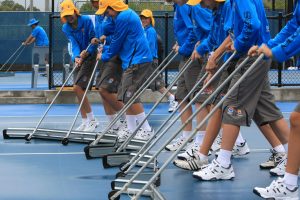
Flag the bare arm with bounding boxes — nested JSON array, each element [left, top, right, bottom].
[[23, 35, 35, 45], [206, 35, 232, 72]]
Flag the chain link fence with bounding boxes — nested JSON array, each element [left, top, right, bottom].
[[0, 1, 297, 88]]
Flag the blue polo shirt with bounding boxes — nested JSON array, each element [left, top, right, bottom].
[[62, 15, 97, 62], [101, 9, 153, 70], [31, 26, 49, 47]]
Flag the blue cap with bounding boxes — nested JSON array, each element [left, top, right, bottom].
[[27, 18, 39, 26]]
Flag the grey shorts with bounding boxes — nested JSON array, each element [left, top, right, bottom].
[[212, 59, 238, 105], [252, 78, 283, 126], [294, 103, 300, 113], [95, 56, 123, 93], [176, 56, 202, 101], [149, 60, 166, 91], [117, 62, 153, 104], [192, 58, 224, 104], [222, 56, 283, 127], [73, 54, 97, 90]]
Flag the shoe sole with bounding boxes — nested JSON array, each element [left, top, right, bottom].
[[270, 171, 285, 176], [253, 188, 299, 200], [253, 189, 270, 199], [259, 165, 275, 170], [192, 174, 235, 181], [173, 161, 199, 171]]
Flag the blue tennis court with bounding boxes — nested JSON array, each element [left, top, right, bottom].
[[0, 102, 299, 200]]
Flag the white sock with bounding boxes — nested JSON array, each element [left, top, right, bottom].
[[119, 113, 126, 122], [235, 131, 245, 144], [82, 118, 88, 125], [195, 131, 205, 145], [197, 151, 208, 161], [182, 131, 192, 139], [273, 144, 286, 153], [283, 143, 288, 152], [283, 172, 298, 190], [168, 94, 175, 101], [216, 149, 232, 168], [107, 114, 119, 129], [136, 112, 152, 131], [86, 112, 95, 121], [219, 128, 223, 137], [107, 114, 116, 123], [126, 115, 137, 133]]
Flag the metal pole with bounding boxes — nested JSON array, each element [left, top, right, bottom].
[[45, 0, 50, 11], [278, 12, 283, 87], [132, 56, 264, 200], [30, 0, 33, 11], [164, 12, 169, 86], [287, 0, 294, 15], [48, 14, 53, 89], [272, 0, 275, 11]]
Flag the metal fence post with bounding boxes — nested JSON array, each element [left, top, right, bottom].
[[278, 12, 283, 87], [48, 13, 53, 89], [164, 12, 169, 86]]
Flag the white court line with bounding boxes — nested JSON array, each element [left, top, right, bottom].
[[0, 112, 293, 118], [0, 152, 84, 156], [0, 149, 271, 156], [0, 120, 184, 125], [0, 114, 172, 118], [0, 117, 291, 124]]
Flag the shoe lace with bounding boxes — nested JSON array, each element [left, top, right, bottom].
[[267, 179, 284, 191], [173, 136, 185, 146], [169, 100, 177, 107], [216, 135, 222, 145], [274, 153, 286, 164]]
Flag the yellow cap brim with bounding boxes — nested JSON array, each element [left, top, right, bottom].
[[186, 0, 201, 6], [61, 9, 75, 18], [96, 5, 108, 15]]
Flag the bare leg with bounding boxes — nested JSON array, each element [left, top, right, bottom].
[[195, 103, 209, 131], [126, 103, 145, 115], [73, 85, 92, 118], [200, 107, 222, 155], [286, 111, 300, 175], [259, 124, 282, 148], [99, 88, 124, 112], [158, 87, 173, 98], [178, 101, 193, 131], [221, 124, 240, 151], [269, 118, 289, 145]]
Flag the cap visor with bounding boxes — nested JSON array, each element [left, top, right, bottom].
[[186, 0, 201, 6], [61, 10, 75, 18], [96, 6, 107, 15]]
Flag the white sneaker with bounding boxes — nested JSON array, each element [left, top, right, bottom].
[[215, 141, 250, 157], [168, 100, 178, 113], [117, 129, 132, 143], [84, 119, 99, 132], [173, 149, 208, 171], [270, 154, 287, 176], [232, 141, 250, 156], [177, 142, 200, 160], [75, 122, 86, 131], [193, 159, 235, 181], [165, 135, 191, 151], [134, 128, 154, 141], [253, 178, 299, 200], [260, 149, 286, 169], [211, 134, 222, 152], [114, 120, 128, 136]]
